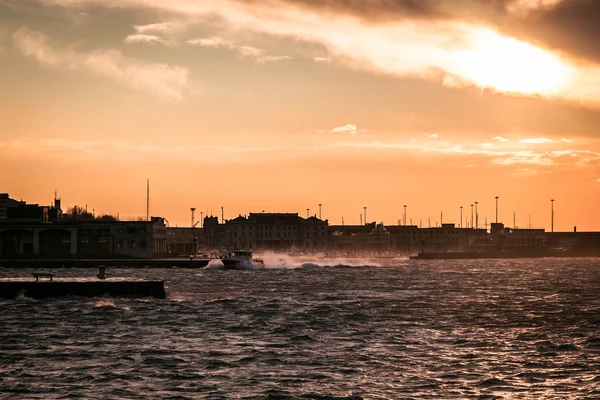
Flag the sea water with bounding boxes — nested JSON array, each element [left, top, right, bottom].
[[1, 257, 599, 399]]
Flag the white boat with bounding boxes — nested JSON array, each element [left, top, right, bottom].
[[219, 250, 264, 269]]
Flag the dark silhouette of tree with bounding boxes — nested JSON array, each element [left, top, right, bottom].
[[66, 205, 94, 220]]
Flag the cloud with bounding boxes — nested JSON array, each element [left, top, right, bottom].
[[597, 178, 600, 183], [492, 136, 509, 142], [331, 124, 357, 134], [124, 34, 166, 45], [41, 0, 600, 106], [507, 0, 567, 15], [520, 138, 554, 144], [13, 27, 190, 100], [315, 138, 600, 169], [0, 0, 19, 11], [134, 22, 181, 35], [425, 133, 439, 138], [313, 56, 330, 64], [187, 36, 290, 64], [0, 137, 283, 163], [561, 138, 572, 143], [187, 36, 233, 48]]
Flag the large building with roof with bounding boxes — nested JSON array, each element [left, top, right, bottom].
[[223, 212, 328, 251], [0, 193, 167, 259]]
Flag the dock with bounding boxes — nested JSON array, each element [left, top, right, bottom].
[[0, 279, 166, 299], [0, 257, 212, 269]]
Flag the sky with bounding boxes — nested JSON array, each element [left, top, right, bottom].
[[1, 0, 600, 230]]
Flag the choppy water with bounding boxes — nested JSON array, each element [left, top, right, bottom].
[[1, 256, 600, 399]]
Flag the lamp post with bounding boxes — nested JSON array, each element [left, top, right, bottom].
[[403, 205, 407, 226], [364, 206, 367, 226], [306, 208, 310, 218], [551, 199, 554, 232], [318, 203, 322, 220], [495, 196, 499, 223], [190, 207, 196, 255], [470, 204, 474, 228], [475, 201, 478, 230], [460, 206, 463, 228]]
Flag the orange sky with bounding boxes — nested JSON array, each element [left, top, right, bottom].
[[1, 0, 600, 230]]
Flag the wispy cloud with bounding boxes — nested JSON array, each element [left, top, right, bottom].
[[0, 137, 283, 163], [134, 22, 181, 35], [425, 133, 439, 138], [124, 34, 166, 45], [315, 138, 600, 169], [187, 36, 232, 48], [331, 124, 357, 134], [561, 138, 572, 143], [187, 36, 290, 64], [507, 0, 568, 15], [520, 138, 554, 144], [313, 57, 330, 64], [492, 136, 509, 142], [13, 27, 190, 100]]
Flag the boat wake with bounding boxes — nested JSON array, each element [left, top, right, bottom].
[[201, 252, 403, 270]]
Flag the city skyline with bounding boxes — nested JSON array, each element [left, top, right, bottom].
[[2, 1, 600, 230], [0, 188, 577, 232]]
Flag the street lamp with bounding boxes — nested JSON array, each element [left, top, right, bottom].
[[495, 196, 499, 224], [470, 204, 474, 229], [306, 208, 310, 218], [460, 206, 463, 228], [403, 205, 407, 226], [364, 206, 367, 225], [475, 201, 478, 230], [318, 203, 322, 220], [551, 199, 554, 232]]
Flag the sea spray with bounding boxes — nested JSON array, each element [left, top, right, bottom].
[[256, 252, 300, 269], [204, 259, 225, 269]]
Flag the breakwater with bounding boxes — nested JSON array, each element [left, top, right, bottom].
[[0, 257, 210, 269], [0, 279, 166, 299]]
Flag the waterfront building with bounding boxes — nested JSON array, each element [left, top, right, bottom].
[[166, 226, 202, 256], [224, 213, 327, 251], [0, 193, 166, 259], [327, 223, 375, 251], [0, 193, 21, 219], [368, 223, 391, 250], [469, 223, 547, 252]]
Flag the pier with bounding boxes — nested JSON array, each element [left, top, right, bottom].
[[0, 257, 211, 269], [0, 279, 166, 299]]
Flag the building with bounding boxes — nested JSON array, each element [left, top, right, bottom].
[[166, 227, 202, 255], [223, 213, 328, 251], [0, 193, 21, 219], [469, 223, 547, 253], [547, 230, 600, 255], [0, 193, 167, 259]]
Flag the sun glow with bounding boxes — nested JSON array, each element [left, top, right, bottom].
[[458, 30, 571, 95]]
